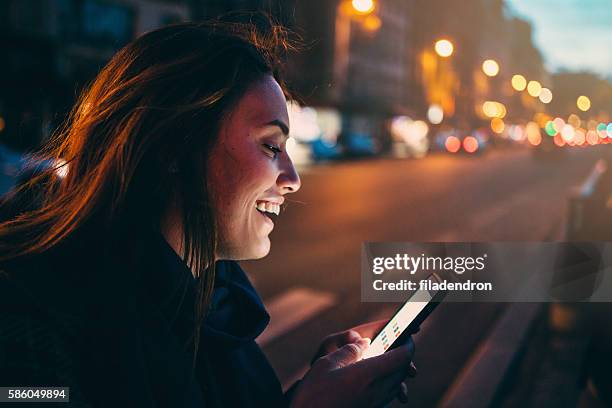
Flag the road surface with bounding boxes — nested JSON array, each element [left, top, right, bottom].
[[242, 146, 609, 407]]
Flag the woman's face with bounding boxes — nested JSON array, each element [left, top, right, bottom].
[[208, 75, 301, 260]]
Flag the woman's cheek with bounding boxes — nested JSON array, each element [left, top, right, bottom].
[[240, 152, 277, 187]]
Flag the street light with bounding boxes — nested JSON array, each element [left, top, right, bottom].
[[434, 39, 454, 57], [482, 59, 499, 77], [491, 118, 505, 134], [577, 96, 591, 112], [482, 101, 506, 118], [539, 88, 553, 104], [351, 0, 375, 14], [511, 74, 527, 91], [527, 80, 542, 97]]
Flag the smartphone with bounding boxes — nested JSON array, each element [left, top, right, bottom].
[[362, 273, 446, 359]]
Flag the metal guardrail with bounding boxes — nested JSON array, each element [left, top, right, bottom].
[[578, 160, 607, 197], [567, 159, 612, 240]]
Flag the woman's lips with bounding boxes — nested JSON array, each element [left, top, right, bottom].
[[255, 200, 281, 215]]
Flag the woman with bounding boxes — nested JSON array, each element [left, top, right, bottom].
[[0, 14, 416, 407]]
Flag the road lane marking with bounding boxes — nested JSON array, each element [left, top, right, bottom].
[[257, 287, 336, 348]]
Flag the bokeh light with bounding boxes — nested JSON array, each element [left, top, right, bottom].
[[435, 39, 454, 57], [552, 117, 566, 133], [510, 125, 525, 142], [363, 14, 381, 31], [561, 124, 575, 142], [511, 75, 527, 91], [445, 136, 461, 153], [574, 129, 586, 146], [427, 104, 444, 124], [526, 122, 541, 146], [491, 118, 505, 134], [586, 130, 599, 145], [463, 136, 479, 153], [568, 114, 581, 128], [538, 88, 553, 104], [390, 117, 429, 158], [412, 120, 429, 137], [351, 0, 375, 14], [527, 80, 542, 97], [577, 96, 591, 112], [596, 123, 607, 138], [545, 121, 557, 136], [482, 101, 506, 118], [482, 59, 499, 77], [607, 123, 612, 138], [553, 133, 565, 147]]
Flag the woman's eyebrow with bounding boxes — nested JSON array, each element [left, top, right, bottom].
[[263, 119, 289, 136]]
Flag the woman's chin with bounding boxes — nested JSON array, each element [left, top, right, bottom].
[[233, 237, 271, 261], [250, 237, 271, 259]]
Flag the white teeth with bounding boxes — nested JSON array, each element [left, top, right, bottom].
[[255, 201, 280, 216]]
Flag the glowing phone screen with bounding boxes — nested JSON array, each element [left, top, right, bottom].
[[362, 289, 433, 359]]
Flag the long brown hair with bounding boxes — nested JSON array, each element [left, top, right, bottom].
[[0, 13, 295, 364]]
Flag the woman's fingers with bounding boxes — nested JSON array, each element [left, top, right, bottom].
[[311, 330, 363, 364], [353, 343, 414, 379], [350, 319, 388, 339], [296, 339, 415, 408], [325, 330, 362, 352], [316, 338, 371, 370]]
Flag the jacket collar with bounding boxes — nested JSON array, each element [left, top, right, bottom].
[[147, 233, 270, 349]]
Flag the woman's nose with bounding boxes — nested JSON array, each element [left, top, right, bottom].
[[278, 156, 301, 194]]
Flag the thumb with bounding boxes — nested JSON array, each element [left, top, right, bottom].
[[326, 338, 371, 369]]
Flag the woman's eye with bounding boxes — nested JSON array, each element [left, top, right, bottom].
[[263, 143, 283, 158]]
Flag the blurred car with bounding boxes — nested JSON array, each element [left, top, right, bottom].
[[434, 129, 489, 155], [341, 132, 378, 158], [311, 138, 342, 161]]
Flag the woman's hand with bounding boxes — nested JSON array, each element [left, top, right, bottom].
[[309, 320, 417, 404], [311, 320, 418, 363], [290, 321, 417, 407]]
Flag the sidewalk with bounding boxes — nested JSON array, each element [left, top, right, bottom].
[[494, 303, 590, 407]]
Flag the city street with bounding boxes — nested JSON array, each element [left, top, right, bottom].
[[2, 0, 612, 406], [244, 146, 610, 406]]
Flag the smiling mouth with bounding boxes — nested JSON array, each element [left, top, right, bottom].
[[256, 209, 277, 223], [255, 201, 281, 223]]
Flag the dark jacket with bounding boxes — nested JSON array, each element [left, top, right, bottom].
[[0, 228, 287, 407]]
